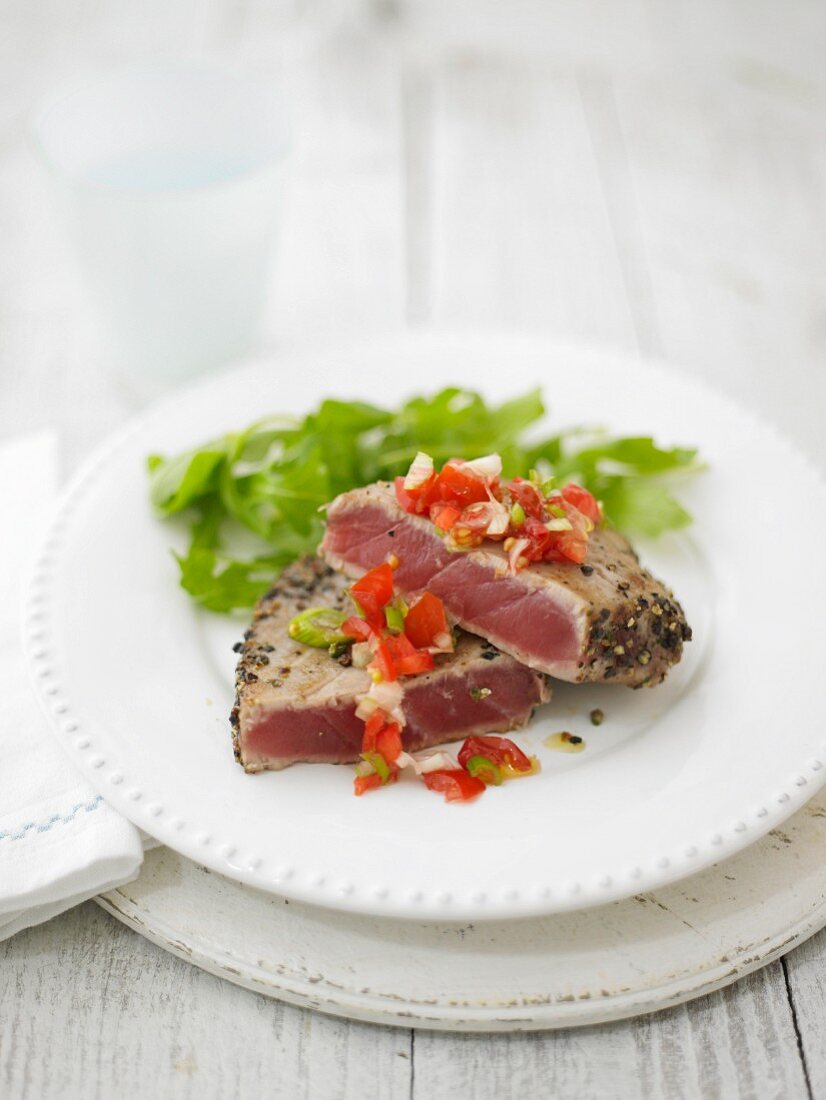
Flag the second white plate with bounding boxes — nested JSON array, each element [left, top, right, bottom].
[[25, 332, 826, 920], [97, 791, 826, 1031]]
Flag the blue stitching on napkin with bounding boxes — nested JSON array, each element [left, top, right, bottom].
[[0, 795, 103, 841]]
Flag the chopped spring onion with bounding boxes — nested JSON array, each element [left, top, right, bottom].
[[465, 754, 503, 786], [384, 604, 406, 634], [360, 751, 390, 783], [287, 607, 349, 648]]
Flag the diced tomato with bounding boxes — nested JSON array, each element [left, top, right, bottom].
[[519, 513, 590, 566], [422, 769, 486, 802], [362, 712, 404, 765], [402, 456, 504, 515], [351, 563, 394, 611], [552, 529, 589, 564], [520, 516, 552, 561], [394, 473, 437, 514], [433, 460, 490, 507], [508, 478, 545, 520], [458, 735, 533, 774], [376, 722, 403, 763], [354, 769, 398, 796], [404, 592, 450, 650], [540, 543, 575, 564], [361, 710, 386, 753], [369, 637, 397, 682], [354, 772, 383, 796], [561, 483, 602, 523], [394, 651, 435, 676], [385, 633, 435, 676], [385, 632, 416, 660], [429, 501, 462, 531], [394, 475, 417, 513], [351, 562, 395, 626], [342, 616, 375, 641], [549, 508, 590, 564]]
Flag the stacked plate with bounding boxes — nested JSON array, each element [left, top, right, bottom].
[[26, 334, 826, 1028]]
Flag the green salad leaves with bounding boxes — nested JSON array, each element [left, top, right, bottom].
[[148, 387, 701, 612]]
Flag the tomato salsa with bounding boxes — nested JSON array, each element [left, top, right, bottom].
[[394, 452, 602, 569], [288, 558, 540, 801]]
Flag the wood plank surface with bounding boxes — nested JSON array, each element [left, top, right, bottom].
[[413, 964, 809, 1100], [780, 930, 826, 1100], [0, 902, 412, 1100], [0, 900, 816, 1100]]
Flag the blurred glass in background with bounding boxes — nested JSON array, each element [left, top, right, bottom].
[[31, 65, 290, 393]]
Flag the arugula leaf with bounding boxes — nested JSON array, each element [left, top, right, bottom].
[[148, 387, 702, 612], [312, 400, 394, 496], [490, 388, 545, 442], [566, 437, 698, 475], [597, 479, 693, 538], [176, 548, 291, 613], [148, 447, 227, 514]]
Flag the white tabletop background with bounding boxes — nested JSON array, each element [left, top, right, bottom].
[[2, 1, 826, 1097]]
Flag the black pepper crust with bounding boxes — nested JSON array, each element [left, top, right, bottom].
[[573, 532, 691, 686], [534, 523, 691, 686], [230, 557, 346, 764], [231, 555, 552, 771], [582, 591, 691, 687], [322, 482, 692, 688]]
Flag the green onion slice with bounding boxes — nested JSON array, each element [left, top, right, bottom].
[[384, 605, 406, 634], [288, 607, 349, 648], [465, 754, 503, 786], [361, 751, 390, 783]]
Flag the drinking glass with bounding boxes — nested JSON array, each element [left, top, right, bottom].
[[31, 64, 290, 389]]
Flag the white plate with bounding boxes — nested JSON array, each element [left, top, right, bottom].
[[97, 790, 826, 1031], [25, 332, 826, 921]]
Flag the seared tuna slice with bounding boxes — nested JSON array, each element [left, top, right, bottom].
[[321, 483, 691, 687], [231, 556, 550, 772]]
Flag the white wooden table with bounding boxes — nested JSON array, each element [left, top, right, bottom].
[[2, 2, 826, 1096]]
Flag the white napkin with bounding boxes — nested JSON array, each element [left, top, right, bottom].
[[0, 431, 144, 940]]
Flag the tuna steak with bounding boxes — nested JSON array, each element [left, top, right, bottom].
[[321, 483, 691, 687], [231, 556, 550, 772]]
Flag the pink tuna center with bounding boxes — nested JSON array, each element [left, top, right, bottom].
[[323, 505, 582, 668]]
